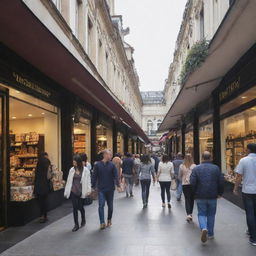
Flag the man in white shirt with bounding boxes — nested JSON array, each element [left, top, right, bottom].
[[234, 143, 256, 246]]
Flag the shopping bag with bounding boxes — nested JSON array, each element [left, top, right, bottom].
[[171, 179, 177, 191]]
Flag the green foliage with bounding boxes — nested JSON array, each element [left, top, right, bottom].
[[179, 39, 209, 86]]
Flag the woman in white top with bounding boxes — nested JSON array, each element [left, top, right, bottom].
[[64, 155, 91, 232], [178, 153, 196, 222], [157, 155, 174, 208]]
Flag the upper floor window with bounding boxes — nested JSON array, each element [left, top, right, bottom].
[[147, 120, 153, 135], [199, 7, 204, 40], [52, 0, 61, 10], [157, 120, 162, 129]]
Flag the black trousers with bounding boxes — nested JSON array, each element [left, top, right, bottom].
[[71, 192, 85, 226], [182, 185, 194, 215], [38, 194, 48, 218], [242, 193, 256, 241], [159, 181, 171, 203]]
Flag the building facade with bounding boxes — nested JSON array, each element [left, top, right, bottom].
[[160, 0, 256, 208], [141, 91, 166, 152], [0, 0, 148, 228]]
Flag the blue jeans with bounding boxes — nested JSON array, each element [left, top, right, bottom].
[[140, 179, 151, 204], [196, 199, 217, 236], [176, 179, 183, 200], [242, 193, 256, 241], [98, 190, 114, 224]]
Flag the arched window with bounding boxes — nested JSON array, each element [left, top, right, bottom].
[[147, 120, 153, 135], [157, 120, 162, 129]]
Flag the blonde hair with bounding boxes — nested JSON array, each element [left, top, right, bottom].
[[183, 154, 194, 168]]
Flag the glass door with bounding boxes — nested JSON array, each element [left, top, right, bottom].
[[0, 87, 8, 229]]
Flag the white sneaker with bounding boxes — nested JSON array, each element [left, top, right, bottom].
[[201, 229, 208, 243], [208, 236, 214, 240]]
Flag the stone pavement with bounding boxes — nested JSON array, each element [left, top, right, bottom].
[[1, 185, 255, 256]]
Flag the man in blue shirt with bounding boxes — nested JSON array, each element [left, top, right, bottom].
[[122, 153, 135, 197], [173, 152, 184, 201], [92, 149, 121, 230], [190, 151, 224, 243], [234, 143, 256, 246]]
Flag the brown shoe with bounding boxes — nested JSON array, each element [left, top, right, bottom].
[[100, 223, 106, 230], [106, 220, 112, 227], [201, 229, 208, 243]]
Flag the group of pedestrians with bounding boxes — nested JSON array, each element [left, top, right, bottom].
[[34, 143, 256, 247]]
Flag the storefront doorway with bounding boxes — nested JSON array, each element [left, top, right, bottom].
[[0, 87, 8, 229]]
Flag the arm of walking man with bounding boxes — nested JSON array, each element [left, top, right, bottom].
[[233, 158, 244, 195], [91, 163, 98, 190]]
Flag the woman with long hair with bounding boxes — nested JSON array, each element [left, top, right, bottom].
[[138, 154, 155, 208], [64, 155, 91, 232], [34, 152, 51, 223], [157, 155, 174, 208], [178, 153, 196, 222]]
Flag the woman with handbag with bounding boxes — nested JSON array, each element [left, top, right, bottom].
[[64, 155, 91, 232], [34, 152, 52, 223], [178, 153, 196, 222], [157, 155, 174, 208]]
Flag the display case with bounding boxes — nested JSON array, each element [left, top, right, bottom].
[[9, 133, 44, 202]]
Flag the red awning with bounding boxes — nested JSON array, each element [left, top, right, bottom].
[[0, 0, 149, 143]]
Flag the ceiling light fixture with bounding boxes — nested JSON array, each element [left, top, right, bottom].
[[41, 112, 45, 115], [241, 96, 247, 99], [28, 114, 32, 117], [12, 116, 17, 119], [16, 90, 20, 94]]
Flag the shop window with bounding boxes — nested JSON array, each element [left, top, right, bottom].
[[185, 129, 194, 155], [117, 132, 124, 154], [221, 107, 256, 183], [199, 122, 213, 161], [128, 138, 132, 153], [8, 88, 62, 202], [96, 124, 113, 153], [73, 117, 91, 160]]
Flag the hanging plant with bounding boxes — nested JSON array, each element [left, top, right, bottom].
[[179, 39, 209, 86]]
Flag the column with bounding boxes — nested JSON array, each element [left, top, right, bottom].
[[193, 111, 200, 164], [112, 120, 117, 154], [182, 123, 186, 156], [90, 108, 98, 164], [213, 92, 221, 167]]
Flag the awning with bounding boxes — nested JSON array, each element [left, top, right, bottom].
[[0, 0, 150, 143], [159, 0, 256, 132], [159, 133, 168, 143]]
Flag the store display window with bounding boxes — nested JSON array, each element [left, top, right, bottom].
[[221, 107, 256, 183], [73, 117, 91, 159], [117, 132, 124, 154], [96, 124, 113, 153], [7, 86, 63, 202], [199, 122, 213, 161], [128, 138, 132, 153], [185, 127, 194, 155]]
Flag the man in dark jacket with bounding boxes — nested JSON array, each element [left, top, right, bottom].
[[92, 149, 121, 230], [122, 153, 135, 197], [190, 151, 224, 243]]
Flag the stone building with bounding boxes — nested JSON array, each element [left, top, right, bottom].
[[141, 91, 166, 152]]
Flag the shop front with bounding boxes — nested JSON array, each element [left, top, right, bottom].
[[185, 125, 194, 155], [116, 132, 124, 155], [73, 104, 92, 160], [0, 49, 64, 226]]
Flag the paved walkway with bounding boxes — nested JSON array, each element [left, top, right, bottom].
[[1, 185, 255, 256]]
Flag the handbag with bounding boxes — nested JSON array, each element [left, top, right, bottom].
[[83, 196, 93, 206], [171, 179, 177, 191]]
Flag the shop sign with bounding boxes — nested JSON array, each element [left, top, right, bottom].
[[12, 72, 51, 98], [219, 77, 240, 102]]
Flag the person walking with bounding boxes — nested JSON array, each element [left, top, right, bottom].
[[157, 155, 174, 208], [173, 152, 184, 201], [190, 151, 224, 243], [122, 153, 135, 197], [92, 149, 121, 230], [64, 155, 91, 232], [179, 154, 196, 222], [81, 153, 92, 173], [138, 154, 156, 208], [133, 154, 141, 186], [233, 143, 256, 246], [34, 152, 52, 223]]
